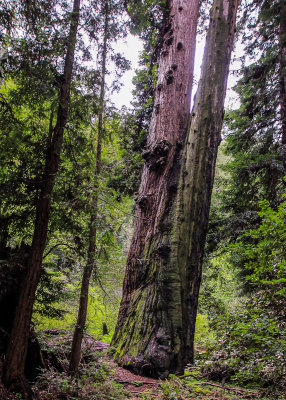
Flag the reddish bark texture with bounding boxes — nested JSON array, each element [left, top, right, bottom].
[[112, 0, 239, 378], [279, 0, 286, 149], [112, 0, 199, 378]]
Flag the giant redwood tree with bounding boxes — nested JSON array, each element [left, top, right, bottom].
[[173, 0, 239, 363], [112, 0, 239, 377], [4, 0, 81, 393], [112, 0, 200, 378]]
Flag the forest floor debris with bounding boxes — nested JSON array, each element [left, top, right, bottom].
[[27, 332, 285, 400]]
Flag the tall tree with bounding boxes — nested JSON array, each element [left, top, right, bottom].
[[112, 0, 200, 378], [210, 0, 286, 255], [112, 0, 239, 376], [68, 0, 109, 375], [173, 0, 239, 363], [3, 0, 81, 393]]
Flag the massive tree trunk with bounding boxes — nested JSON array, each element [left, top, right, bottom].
[[3, 0, 81, 394], [112, 0, 199, 378], [174, 0, 239, 364], [68, 0, 108, 375], [112, 0, 239, 378]]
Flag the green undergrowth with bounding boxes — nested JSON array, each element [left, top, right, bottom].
[[28, 332, 285, 400], [157, 371, 285, 400], [33, 285, 120, 343], [34, 282, 216, 348]]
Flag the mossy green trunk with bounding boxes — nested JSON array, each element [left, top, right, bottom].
[[112, 0, 199, 378], [173, 0, 239, 364], [112, 0, 238, 378]]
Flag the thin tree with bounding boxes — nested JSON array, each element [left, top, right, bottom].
[[68, 0, 109, 375], [4, 0, 81, 393], [112, 0, 200, 378]]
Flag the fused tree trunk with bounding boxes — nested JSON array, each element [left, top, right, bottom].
[[68, 0, 108, 375], [4, 0, 81, 393], [112, 0, 199, 378], [173, 0, 239, 364]]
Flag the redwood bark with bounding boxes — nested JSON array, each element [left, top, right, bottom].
[[112, 0, 199, 378], [279, 1, 286, 153], [4, 0, 81, 392], [174, 0, 239, 364], [68, 1, 108, 375]]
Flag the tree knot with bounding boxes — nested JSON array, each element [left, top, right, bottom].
[[165, 69, 174, 85], [157, 244, 171, 258], [142, 140, 172, 171], [135, 194, 149, 210]]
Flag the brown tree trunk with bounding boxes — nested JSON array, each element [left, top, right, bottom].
[[112, 0, 199, 379], [68, 0, 108, 375], [174, 0, 239, 364], [3, 0, 81, 393], [279, 0, 286, 165]]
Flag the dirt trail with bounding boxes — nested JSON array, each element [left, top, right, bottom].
[[110, 359, 160, 396]]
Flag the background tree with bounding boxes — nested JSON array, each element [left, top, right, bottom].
[[210, 0, 286, 248], [69, 0, 130, 374], [3, 0, 81, 393]]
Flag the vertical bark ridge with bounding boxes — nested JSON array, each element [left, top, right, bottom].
[[279, 0, 286, 176], [112, 0, 199, 378], [173, 0, 239, 365]]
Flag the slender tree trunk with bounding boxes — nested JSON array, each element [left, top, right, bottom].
[[174, 0, 239, 364], [4, 0, 81, 393], [112, 0, 199, 378], [68, 0, 108, 375], [279, 0, 286, 169]]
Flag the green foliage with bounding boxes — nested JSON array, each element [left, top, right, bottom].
[[34, 366, 126, 400], [201, 197, 286, 393], [0, 0, 135, 338], [159, 375, 182, 400], [205, 0, 286, 262], [194, 314, 216, 349], [231, 197, 286, 293], [125, 0, 168, 36]]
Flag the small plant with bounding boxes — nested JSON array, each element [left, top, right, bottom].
[[133, 381, 144, 387], [159, 375, 186, 400]]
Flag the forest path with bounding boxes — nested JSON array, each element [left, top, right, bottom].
[[44, 331, 161, 397], [41, 332, 264, 400], [110, 358, 160, 397]]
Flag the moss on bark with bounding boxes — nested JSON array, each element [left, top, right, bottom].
[[112, 0, 238, 378]]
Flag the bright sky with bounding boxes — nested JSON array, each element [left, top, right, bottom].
[[110, 34, 240, 110], [109, 35, 143, 108]]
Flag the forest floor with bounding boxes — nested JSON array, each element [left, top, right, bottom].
[[29, 331, 284, 400], [1, 331, 284, 400]]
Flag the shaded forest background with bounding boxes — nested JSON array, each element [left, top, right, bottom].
[[0, 0, 285, 399]]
